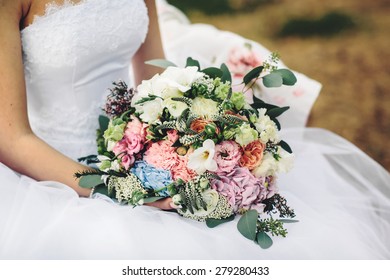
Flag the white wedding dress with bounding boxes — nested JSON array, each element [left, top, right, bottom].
[[0, 0, 389, 260]]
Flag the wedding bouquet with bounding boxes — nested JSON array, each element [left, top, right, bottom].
[[77, 55, 297, 249]]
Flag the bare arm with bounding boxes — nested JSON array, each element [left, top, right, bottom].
[[132, 0, 165, 85], [0, 1, 91, 197]]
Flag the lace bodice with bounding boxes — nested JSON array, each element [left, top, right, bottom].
[[21, 0, 149, 160]]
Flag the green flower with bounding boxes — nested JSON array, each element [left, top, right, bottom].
[[235, 123, 258, 146], [103, 120, 126, 150], [214, 78, 231, 100], [231, 91, 246, 110]]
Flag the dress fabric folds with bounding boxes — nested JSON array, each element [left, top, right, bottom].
[[0, 0, 389, 259]]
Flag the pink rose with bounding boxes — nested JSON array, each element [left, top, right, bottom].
[[227, 46, 263, 78], [113, 139, 136, 170], [211, 167, 267, 213], [125, 116, 147, 140], [124, 132, 143, 154], [214, 141, 242, 173]]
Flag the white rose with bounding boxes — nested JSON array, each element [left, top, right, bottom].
[[163, 98, 188, 118], [138, 98, 164, 123]]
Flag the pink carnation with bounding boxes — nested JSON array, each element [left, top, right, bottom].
[[214, 141, 242, 173], [144, 138, 195, 182], [211, 166, 267, 213]]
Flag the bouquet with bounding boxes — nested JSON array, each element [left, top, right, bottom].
[[77, 55, 298, 249]]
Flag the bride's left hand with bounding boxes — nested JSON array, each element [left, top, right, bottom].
[[145, 197, 179, 210]]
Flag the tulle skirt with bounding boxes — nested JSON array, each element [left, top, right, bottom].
[[1, 128, 389, 260]]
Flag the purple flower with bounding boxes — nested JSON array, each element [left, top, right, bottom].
[[211, 166, 267, 213]]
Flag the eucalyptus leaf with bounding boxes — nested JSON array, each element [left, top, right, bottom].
[[206, 215, 235, 228], [201, 67, 223, 79], [186, 57, 200, 69], [237, 209, 258, 241], [256, 231, 273, 249], [220, 63, 232, 83], [279, 140, 293, 153], [79, 175, 104, 189], [145, 59, 177, 69], [93, 183, 110, 197], [98, 115, 109, 132], [243, 66, 264, 85], [266, 106, 290, 118], [274, 69, 297, 86], [143, 197, 165, 204], [262, 72, 283, 88], [278, 219, 299, 223]]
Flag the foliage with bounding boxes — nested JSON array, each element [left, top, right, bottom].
[[278, 11, 356, 37]]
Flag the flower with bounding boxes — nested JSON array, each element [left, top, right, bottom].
[[252, 147, 294, 177], [161, 66, 205, 94], [239, 140, 265, 170], [163, 98, 189, 118], [212, 166, 267, 213], [227, 45, 263, 78], [103, 120, 126, 151], [144, 137, 196, 182], [191, 97, 219, 118], [190, 118, 219, 135], [254, 108, 280, 144], [235, 123, 258, 146], [130, 161, 173, 197], [138, 98, 164, 124], [108, 174, 147, 205], [125, 116, 147, 139], [187, 139, 218, 174], [214, 141, 242, 173]]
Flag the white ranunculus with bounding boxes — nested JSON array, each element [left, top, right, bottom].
[[161, 66, 204, 93], [163, 98, 188, 118], [191, 97, 219, 118], [138, 98, 164, 124], [188, 139, 218, 174], [192, 189, 219, 217]]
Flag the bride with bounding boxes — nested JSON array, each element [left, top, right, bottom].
[[0, 0, 389, 259]]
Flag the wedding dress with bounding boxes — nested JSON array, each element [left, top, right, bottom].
[[0, 0, 389, 260]]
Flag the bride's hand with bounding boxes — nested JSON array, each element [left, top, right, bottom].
[[145, 197, 179, 210]]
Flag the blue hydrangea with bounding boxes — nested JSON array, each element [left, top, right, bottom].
[[130, 161, 173, 197]]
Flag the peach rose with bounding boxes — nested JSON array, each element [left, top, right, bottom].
[[239, 140, 265, 170], [190, 118, 219, 134]]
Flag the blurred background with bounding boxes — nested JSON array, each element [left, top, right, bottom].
[[167, 0, 390, 171]]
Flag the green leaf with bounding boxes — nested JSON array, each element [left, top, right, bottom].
[[201, 67, 223, 79], [79, 175, 104, 189], [206, 215, 235, 228], [237, 209, 258, 241], [93, 183, 110, 197], [145, 59, 177, 69], [278, 219, 299, 223], [243, 66, 264, 85], [220, 63, 232, 83], [143, 197, 165, 204], [186, 57, 200, 69], [279, 140, 293, 153], [274, 69, 297, 86], [262, 72, 283, 88], [99, 115, 109, 132], [256, 231, 273, 249], [266, 106, 290, 118]]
